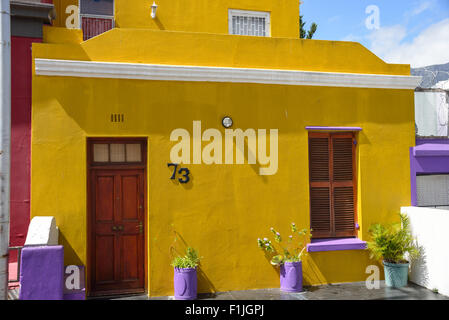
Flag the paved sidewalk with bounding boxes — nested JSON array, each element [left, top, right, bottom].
[[106, 281, 448, 300]]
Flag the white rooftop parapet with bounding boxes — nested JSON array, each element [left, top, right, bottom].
[[25, 216, 59, 246]]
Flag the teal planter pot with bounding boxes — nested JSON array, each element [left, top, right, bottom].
[[383, 261, 409, 288]]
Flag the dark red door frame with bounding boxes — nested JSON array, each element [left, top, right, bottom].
[[86, 138, 148, 297]]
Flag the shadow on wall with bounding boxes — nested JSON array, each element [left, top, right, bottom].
[[410, 243, 429, 288], [302, 250, 385, 286], [303, 254, 328, 285], [59, 231, 84, 267], [262, 251, 280, 278]]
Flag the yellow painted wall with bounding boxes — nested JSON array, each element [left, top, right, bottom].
[[50, 0, 300, 38], [39, 28, 410, 76], [115, 0, 299, 38], [51, 0, 78, 28], [32, 24, 414, 296]]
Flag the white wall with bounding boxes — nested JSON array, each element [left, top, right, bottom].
[[401, 206, 449, 297], [415, 91, 448, 137]]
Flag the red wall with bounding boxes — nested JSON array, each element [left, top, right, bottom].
[[10, 36, 41, 261]]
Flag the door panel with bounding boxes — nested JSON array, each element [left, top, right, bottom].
[[121, 235, 139, 281], [121, 175, 139, 221], [95, 235, 116, 283], [95, 175, 114, 222], [90, 169, 145, 295]]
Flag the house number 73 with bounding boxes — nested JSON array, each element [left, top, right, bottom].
[[167, 163, 190, 184]]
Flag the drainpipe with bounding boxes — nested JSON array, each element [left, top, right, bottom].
[[0, 0, 11, 300]]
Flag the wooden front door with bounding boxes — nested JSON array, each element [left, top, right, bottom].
[[88, 139, 146, 296]]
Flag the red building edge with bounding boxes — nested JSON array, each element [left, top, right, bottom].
[[9, 1, 54, 264]]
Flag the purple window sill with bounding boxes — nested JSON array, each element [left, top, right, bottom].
[[413, 143, 449, 157], [307, 238, 367, 253], [305, 126, 362, 131], [416, 138, 449, 146]]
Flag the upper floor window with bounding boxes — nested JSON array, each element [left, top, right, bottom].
[[80, 0, 114, 41], [415, 90, 449, 139], [228, 9, 270, 37]]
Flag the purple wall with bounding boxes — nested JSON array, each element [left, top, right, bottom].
[[19, 246, 64, 300], [305, 126, 363, 131], [416, 138, 449, 145], [410, 140, 449, 206], [307, 238, 367, 252]]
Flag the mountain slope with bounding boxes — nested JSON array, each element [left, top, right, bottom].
[[412, 62, 449, 88]]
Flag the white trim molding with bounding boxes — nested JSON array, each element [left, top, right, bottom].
[[35, 58, 422, 90]]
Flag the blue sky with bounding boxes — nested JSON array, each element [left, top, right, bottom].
[[300, 0, 449, 67]]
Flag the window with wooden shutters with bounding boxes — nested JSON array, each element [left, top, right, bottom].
[[308, 132, 357, 238]]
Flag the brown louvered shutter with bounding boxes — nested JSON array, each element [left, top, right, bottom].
[[309, 134, 332, 238], [308, 132, 357, 238]]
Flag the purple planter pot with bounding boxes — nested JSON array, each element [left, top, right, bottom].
[[280, 261, 303, 293], [174, 267, 197, 300]]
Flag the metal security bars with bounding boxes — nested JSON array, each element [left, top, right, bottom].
[[79, 0, 114, 40], [416, 174, 449, 209], [228, 9, 270, 37]]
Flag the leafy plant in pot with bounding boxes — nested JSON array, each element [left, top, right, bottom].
[[367, 213, 419, 288], [257, 223, 311, 292], [171, 247, 201, 300]]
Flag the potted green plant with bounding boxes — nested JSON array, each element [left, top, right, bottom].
[[171, 247, 201, 300], [257, 223, 310, 292], [367, 213, 419, 288]]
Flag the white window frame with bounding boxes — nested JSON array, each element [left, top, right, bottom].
[[79, 0, 115, 28], [228, 9, 271, 37]]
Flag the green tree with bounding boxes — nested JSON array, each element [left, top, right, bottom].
[[299, 15, 318, 39]]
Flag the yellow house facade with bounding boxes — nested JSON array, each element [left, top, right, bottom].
[[31, 0, 420, 297]]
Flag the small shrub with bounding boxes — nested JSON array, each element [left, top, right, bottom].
[[171, 247, 201, 269], [257, 223, 311, 266], [367, 214, 419, 264]]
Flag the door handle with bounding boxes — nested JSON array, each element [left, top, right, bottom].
[[117, 225, 124, 231], [112, 226, 118, 231], [137, 222, 143, 234]]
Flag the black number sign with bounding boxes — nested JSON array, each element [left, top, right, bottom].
[[167, 163, 191, 184]]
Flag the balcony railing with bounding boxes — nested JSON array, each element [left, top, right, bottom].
[[81, 15, 114, 41]]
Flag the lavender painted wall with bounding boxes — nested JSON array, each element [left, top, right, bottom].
[[305, 126, 362, 131], [63, 265, 86, 300], [307, 238, 366, 252], [19, 246, 64, 300], [416, 138, 449, 145]]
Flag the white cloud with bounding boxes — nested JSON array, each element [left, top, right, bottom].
[[410, 1, 433, 16], [367, 18, 449, 68]]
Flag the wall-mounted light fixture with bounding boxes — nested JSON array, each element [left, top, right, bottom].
[[222, 116, 233, 128], [151, 2, 158, 19]]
